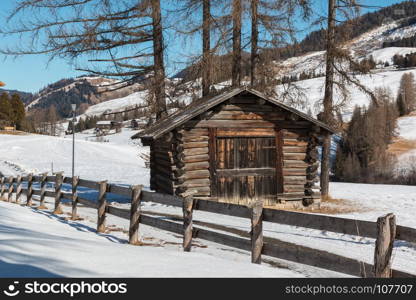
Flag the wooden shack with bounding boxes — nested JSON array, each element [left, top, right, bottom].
[[96, 120, 122, 134], [132, 87, 335, 208]]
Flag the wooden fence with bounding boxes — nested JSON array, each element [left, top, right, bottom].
[[0, 173, 415, 278]]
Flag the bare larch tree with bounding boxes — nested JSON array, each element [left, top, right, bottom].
[[1, 0, 168, 120]]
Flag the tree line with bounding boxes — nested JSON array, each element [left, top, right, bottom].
[[334, 72, 416, 184], [0, 93, 27, 130]]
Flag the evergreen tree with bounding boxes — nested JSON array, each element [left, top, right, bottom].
[[9, 94, 26, 129], [0, 93, 12, 122]]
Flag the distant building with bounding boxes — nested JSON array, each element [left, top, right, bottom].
[[96, 120, 122, 135]]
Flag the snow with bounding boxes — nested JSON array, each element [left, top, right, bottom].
[[369, 47, 416, 64], [280, 68, 416, 120], [397, 115, 416, 140], [82, 91, 148, 117], [0, 201, 299, 277], [1, 132, 416, 277], [0, 130, 148, 185]]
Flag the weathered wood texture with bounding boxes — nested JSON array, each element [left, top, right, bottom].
[[38, 173, 48, 209], [97, 181, 107, 233], [129, 185, 143, 245], [26, 173, 34, 206], [15, 175, 22, 203], [0, 177, 5, 199], [168, 97, 317, 205], [182, 196, 194, 251], [71, 176, 79, 220], [7, 176, 14, 202], [373, 213, 396, 278], [53, 172, 64, 214], [251, 201, 263, 264]]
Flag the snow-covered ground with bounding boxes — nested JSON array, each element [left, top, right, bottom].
[[0, 201, 301, 277], [0, 129, 149, 186], [397, 115, 416, 140], [1, 132, 416, 277]]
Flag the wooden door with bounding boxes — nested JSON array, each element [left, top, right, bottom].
[[213, 130, 280, 205]]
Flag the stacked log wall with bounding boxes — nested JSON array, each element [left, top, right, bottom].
[[172, 128, 211, 198], [150, 93, 324, 206], [152, 134, 175, 195]]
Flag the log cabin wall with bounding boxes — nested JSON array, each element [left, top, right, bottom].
[[151, 134, 176, 195], [149, 93, 323, 207]]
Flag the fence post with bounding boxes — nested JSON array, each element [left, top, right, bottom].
[[182, 191, 195, 252], [0, 177, 5, 200], [251, 200, 263, 264], [129, 185, 143, 245], [53, 172, 64, 214], [71, 176, 79, 220], [97, 181, 107, 233], [38, 172, 48, 209], [15, 175, 22, 203], [7, 176, 14, 202], [26, 173, 33, 206], [373, 213, 396, 278]]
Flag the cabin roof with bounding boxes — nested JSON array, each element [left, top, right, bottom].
[[131, 87, 336, 140]]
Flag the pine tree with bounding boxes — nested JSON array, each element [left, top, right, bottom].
[[0, 93, 12, 122], [9, 94, 25, 129]]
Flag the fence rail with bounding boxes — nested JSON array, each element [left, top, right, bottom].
[[0, 173, 415, 278]]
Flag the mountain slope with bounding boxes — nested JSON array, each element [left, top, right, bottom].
[[0, 88, 33, 104], [26, 76, 142, 117]]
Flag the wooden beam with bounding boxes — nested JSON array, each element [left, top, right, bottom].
[[129, 185, 143, 245], [53, 172, 64, 214], [71, 176, 80, 220], [373, 213, 396, 278], [26, 173, 34, 206], [97, 181, 108, 233], [182, 195, 194, 252], [251, 201, 263, 264]]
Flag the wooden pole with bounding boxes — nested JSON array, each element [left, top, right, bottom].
[[15, 175, 22, 203], [373, 213, 396, 278], [0, 177, 5, 200], [7, 176, 14, 202], [129, 185, 143, 245], [53, 172, 64, 214], [38, 172, 48, 209], [251, 200, 263, 264], [26, 173, 34, 206], [97, 181, 107, 233], [182, 192, 195, 252], [71, 176, 79, 220]]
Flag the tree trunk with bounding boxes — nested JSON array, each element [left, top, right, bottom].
[[250, 0, 258, 87], [151, 0, 167, 120], [202, 0, 211, 97], [232, 0, 242, 87], [321, 0, 336, 197]]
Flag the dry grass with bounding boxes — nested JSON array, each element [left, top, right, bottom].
[[278, 195, 366, 215], [388, 137, 416, 156]]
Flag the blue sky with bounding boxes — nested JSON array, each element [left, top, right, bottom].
[[0, 0, 408, 93]]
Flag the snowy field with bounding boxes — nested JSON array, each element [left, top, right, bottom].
[[0, 129, 149, 186], [0, 201, 302, 277], [1, 132, 416, 277]]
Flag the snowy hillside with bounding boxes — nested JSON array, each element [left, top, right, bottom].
[[281, 68, 416, 120], [82, 91, 148, 117], [74, 19, 416, 122]]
